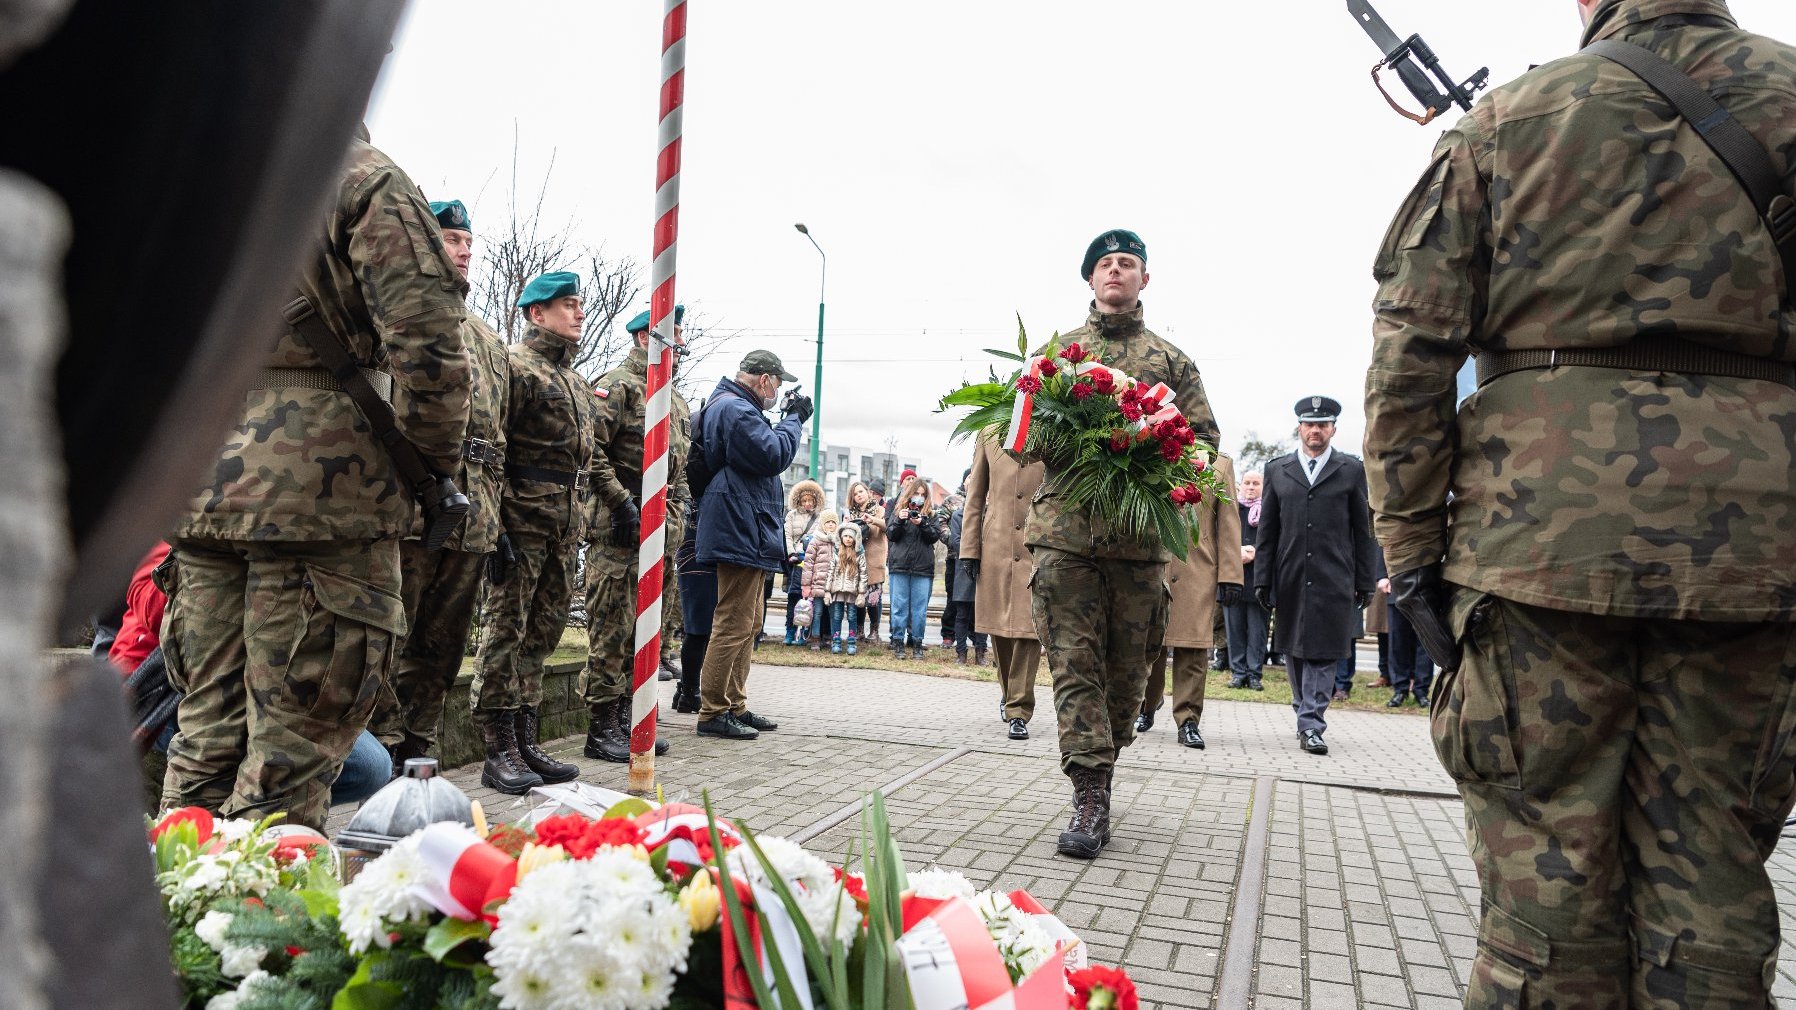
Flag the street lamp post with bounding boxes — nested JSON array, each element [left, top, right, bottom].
[[794, 223, 825, 482]]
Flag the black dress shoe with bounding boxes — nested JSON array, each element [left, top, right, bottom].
[[737, 710, 778, 732], [1386, 691, 1410, 709], [1179, 720, 1205, 749], [1300, 730, 1329, 755], [696, 712, 759, 739], [1412, 689, 1430, 707], [1008, 718, 1029, 740], [671, 684, 701, 714], [1134, 711, 1154, 734]]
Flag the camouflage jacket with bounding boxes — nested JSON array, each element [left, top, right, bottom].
[[585, 345, 692, 539], [1024, 302, 1220, 563], [434, 314, 508, 554], [177, 134, 471, 542], [1363, 0, 1796, 620], [501, 325, 600, 543]]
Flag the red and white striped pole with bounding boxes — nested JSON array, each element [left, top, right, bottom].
[[629, 0, 686, 795]]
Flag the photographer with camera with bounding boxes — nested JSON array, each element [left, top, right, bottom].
[[885, 475, 942, 660], [692, 351, 810, 740]]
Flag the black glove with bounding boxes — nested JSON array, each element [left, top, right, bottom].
[[610, 499, 642, 549], [1390, 563, 1459, 672], [781, 391, 814, 424], [959, 558, 981, 583], [1216, 583, 1242, 607], [1254, 586, 1274, 612], [486, 533, 518, 585], [1354, 590, 1371, 610]]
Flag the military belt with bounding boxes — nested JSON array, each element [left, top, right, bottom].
[[462, 437, 503, 467], [1476, 337, 1796, 390], [255, 365, 394, 402], [507, 462, 591, 492]]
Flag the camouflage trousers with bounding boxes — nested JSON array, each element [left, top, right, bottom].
[[1030, 548, 1168, 774], [470, 532, 574, 726], [160, 537, 404, 832], [1440, 588, 1796, 1010], [369, 540, 486, 754], [1140, 647, 1207, 727], [579, 512, 683, 713]]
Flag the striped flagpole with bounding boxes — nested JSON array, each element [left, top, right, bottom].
[[629, 0, 686, 795]]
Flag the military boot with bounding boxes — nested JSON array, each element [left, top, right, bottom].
[[480, 718, 544, 795], [612, 692, 671, 757], [584, 698, 631, 763], [516, 705, 578, 784], [1055, 766, 1112, 859]]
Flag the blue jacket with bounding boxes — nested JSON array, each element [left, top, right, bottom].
[[694, 377, 803, 571]]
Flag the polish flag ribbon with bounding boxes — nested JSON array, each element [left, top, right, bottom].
[[897, 894, 1077, 1010], [413, 822, 519, 922]]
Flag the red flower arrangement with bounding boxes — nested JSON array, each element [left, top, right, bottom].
[[532, 813, 647, 858]]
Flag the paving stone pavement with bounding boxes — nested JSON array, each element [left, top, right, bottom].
[[327, 661, 1796, 1008]]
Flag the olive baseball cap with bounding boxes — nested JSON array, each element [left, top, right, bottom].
[[740, 349, 797, 382]]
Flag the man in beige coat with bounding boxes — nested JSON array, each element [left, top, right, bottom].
[[959, 437, 1045, 740], [1138, 454, 1245, 749]]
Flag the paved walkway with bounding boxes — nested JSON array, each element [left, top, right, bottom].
[[330, 663, 1796, 1008]]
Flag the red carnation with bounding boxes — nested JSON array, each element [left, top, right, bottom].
[[1108, 431, 1131, 453], [1120, 384, 1141, 404], [1179, 426, 1199, 447], [1140, 395, 1163, 414], [1152, 419, 1180, 441], [1089, 370, 1117, 395], [534, 814, 647, 859], [1119, 401, 1144, 422], [1062, 342, 1088, 363], [1070, 379, 1095, 401], [1158, 439, 1184, 463], [1070, 965, 1139, 1010], [1038, 358, 1059, 377], [1016, 374, 1043, 394]]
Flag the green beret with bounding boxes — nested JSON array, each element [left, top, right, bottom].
[[429, 199, 471, 233], [625, 304, 685, 335], [517, 271, 581, 308], [1081, 229, 1146, 280]]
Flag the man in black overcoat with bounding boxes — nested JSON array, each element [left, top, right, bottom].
[[1253, 396, 1375, 755]]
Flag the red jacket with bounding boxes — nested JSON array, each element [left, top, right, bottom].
[[109, 542, 170, 674]]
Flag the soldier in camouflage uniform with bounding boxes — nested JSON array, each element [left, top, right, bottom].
[[580, 305, 690, 763], [1363, 2, 1796, 1005], [469, 271, 596, 794], [1030, 229, 1219, 859], [159, 128, 471, 832], [366, 200, 509, 771]]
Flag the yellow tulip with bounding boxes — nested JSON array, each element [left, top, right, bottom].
[[679, 872, 721, 931], [515, 842, 567, 881]]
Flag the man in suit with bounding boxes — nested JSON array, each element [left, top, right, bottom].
[[1254, 396, 1375, 755]]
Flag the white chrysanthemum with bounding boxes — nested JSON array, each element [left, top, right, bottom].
[[214, 818, 257, 844], [972, 890, 1055, 980], [490, 858, 691, 1010], [727, 837, 856, 950], [194, 910, 233, 951], [158, 847, 280, 924], [337, 835, 435, 954], [205, 970, 274, 1010], [219, 943, 267, 978], [907, 868, 977, 901]]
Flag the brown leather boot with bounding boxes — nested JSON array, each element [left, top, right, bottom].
[[1056, 766, 1112, 859], [480, 717, 543, 795], [515, 705, 578, 783]]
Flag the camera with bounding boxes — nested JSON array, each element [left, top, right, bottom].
[[779, 383, 805, 413]]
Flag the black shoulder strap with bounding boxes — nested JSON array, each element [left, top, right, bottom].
[[1586, 38, 1796, 302], [281, 296, 435, 491]]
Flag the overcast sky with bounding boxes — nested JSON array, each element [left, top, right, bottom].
[[369, 1, 1796, 486]]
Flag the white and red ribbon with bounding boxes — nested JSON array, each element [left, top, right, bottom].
[[413, 823, 519, 922], [1004, 351, 1188, 457], [896, 893, 1078, 1010]]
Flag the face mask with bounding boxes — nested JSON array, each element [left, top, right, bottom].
[[910, 496, 924, 505]]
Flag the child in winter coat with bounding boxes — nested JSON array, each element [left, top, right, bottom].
[[800, 511, 839, 650], [824, 523, 870, 654]]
